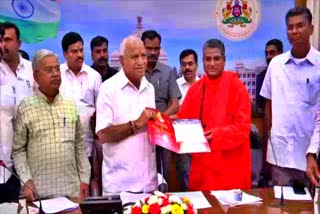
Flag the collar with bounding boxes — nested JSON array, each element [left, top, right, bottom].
[[178, 75, 199, 86], [35, 89, 62, 104], [63, 62, 88, 76], [283, 46, 320, 65], [147, 61, 163, 73], [1, 54, 26, 74], [91, 63, 112, 70], [118, 69, 150, 92]]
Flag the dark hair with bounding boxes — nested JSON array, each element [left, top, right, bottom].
[[202, 39, 225, 57], [179, 49, 198, 64], [266, 39, 283, 53], [3, 22, 20, 40], [62, 32, 84, 52], [0, 23, 4, 37], [285, 7, 312, 25], [141, 30, 161, 43], [90, 36, 109, 51], [19, 49, 30, 60]]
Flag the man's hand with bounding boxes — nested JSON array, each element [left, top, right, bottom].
[[204, 129, 212, 143], [23, 180, 37, 202], [306, 154, 320, 186], [169, 114, 178, 120], [135, 109, 156, 130], [80, 182, 89, 199]]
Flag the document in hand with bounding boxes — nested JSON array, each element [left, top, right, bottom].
[[147, 108, 210, 154], [33, 197, 78, 214]]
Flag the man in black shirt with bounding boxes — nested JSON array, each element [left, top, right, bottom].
[[91, 36, 118, 82], [256, 39, 283, 187], [256, 39, 283, 114]]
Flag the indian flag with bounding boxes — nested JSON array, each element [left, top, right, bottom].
[[0, 0, 61, 43]]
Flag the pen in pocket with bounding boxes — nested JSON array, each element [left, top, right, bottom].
[[12, 86, 16, 105], [306, 78, 309, 84], [63, 116, 66, 127]]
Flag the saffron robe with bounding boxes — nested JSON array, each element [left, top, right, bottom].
[[178, 72, 251, 190]]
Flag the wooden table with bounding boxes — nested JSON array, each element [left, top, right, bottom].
[[46, 188, 314, 213], [200, 188, 314, 214]]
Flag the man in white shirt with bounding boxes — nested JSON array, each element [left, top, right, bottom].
[[59, 32, 101, 195], [96, 35, 158, 194], [0, 22, 34, 202], [260, 7, 320, 186], [176, 49, 199, 191], [176, 49, 199, 105]]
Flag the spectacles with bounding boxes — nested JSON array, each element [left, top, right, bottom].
[[43, 67, 60, 74]]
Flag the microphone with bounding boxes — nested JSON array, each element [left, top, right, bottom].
[[267, 133, 285, 207], [0, 160, 44, 214]]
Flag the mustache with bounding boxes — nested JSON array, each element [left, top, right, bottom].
[[98, 57, 107, 62], [149, 54, 157, 58]]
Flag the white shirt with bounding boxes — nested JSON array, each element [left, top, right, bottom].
[[0, 56, 34, 183], [260, 46, 320, 171], [96, 69, 158, 194], [308, 110, 320, 156], [176, 75, 199, 104], [60, 63, 102, 157]]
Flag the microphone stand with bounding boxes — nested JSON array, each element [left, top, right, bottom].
[[0, 161, 44, 214], [158, 148, 168, 193], [268, 133, 285, 207]]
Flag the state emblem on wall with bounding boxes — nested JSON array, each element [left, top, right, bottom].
[[215, 0, 261, 41]]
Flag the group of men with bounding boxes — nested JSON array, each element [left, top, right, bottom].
[[0, 6, 319, 204]]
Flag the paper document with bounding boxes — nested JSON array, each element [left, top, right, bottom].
[[171, 191, 211, 209], [148, 108, 210, 154], [274, 186, 312, 201], [33, 197, 78, 214], [173, 120, 210, 153], [211, 189, 262, 206], [7, 202, 39, 214]]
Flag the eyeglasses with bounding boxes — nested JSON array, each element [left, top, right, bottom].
[[43, 66, 60, 74]]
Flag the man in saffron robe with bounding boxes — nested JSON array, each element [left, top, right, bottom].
[[177, 39, 251, 190]]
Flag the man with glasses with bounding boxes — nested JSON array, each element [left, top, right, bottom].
[[12, 49, 90, 201]]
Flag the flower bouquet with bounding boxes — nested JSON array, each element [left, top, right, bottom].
[[124, 191, 197, 214]]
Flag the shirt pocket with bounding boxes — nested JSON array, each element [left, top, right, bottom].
[[300, 80, 319, 106], [0, 85, 16, 105], [61, 115, 77, 142], [156, 78, 169, 99]]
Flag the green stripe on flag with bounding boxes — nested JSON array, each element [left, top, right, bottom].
[[0, 15, 59, 44]]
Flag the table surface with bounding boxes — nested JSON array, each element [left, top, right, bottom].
[[200, 188, 314, 214], [41, 188, 314, 214]]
